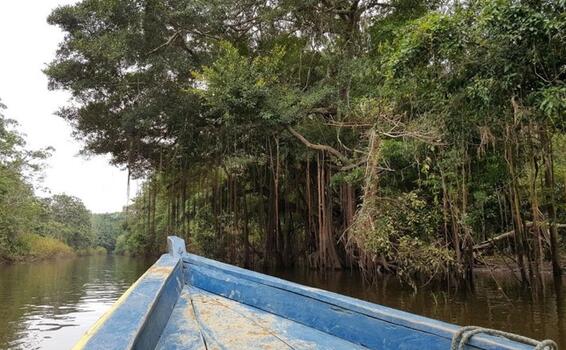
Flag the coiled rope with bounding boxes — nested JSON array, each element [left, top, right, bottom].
[[451, 326, 558, 350]]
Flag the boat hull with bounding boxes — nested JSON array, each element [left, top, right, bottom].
[[73, 237, 535, 350]]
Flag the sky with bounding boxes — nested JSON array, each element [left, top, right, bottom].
[[0, 0, 139, 213]]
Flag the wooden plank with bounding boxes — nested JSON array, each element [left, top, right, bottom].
[[155, 288, 207, 350], [184, 254, 532, 350], [188, 286, 369, 350], [191, 287, 290, 349]]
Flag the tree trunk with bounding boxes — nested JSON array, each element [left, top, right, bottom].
[[505, 128, 529, 284], [541, 129, 562, 277]]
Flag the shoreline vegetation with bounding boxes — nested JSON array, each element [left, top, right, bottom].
[[13, 233, 75, 262], [41, 0, 565, 292], [0, 103, 119, 264], [0, 233, 107, 264]]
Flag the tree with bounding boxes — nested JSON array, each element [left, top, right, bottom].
[[92, 212, 126, 251], [46, 0, 566, 287], [42, 194, 94, 250], [0, 100, 50, 259]]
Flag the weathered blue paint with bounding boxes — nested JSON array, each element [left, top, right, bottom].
[[155, 288, 206, 350], [74, 237, 187, 350], [74, 236, 542, 350], [167, 236, 187, 259], [185, 285, 369, 349], [184, 256, 531, 350]]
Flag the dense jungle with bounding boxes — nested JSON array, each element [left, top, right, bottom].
[[37, 0, 566, 288]]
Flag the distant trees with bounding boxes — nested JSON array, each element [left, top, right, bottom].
[[46, 0, 565, 286], [92, 212, 126, 252], [40, 194, 95, 250]]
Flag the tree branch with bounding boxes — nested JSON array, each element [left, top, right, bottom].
[[147, 31, 181, 55], [286, 126, 350, 165]]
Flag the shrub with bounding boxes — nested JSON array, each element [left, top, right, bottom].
[[17, 233, 75, 260], [76, 246, 108, 256]]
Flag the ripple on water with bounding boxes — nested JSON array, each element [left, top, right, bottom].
[[0, 255, 153, 350]]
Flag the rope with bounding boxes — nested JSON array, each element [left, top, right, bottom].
[[451, 326, 558, 350]]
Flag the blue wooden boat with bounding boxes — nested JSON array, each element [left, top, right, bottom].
[[73, 236, 557, 350]]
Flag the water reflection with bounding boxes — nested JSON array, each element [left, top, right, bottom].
[[0, 255, 152, 350], [270, 268, 566, 348]]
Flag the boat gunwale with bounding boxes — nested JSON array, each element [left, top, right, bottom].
[[74, 253, 183, 350]]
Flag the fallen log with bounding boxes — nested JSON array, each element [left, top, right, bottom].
[[473, 222, 566, 251], [473, 230, 515, 251]]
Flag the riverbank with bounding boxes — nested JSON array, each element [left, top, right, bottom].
[[475, 253, 566, 275], [0, 233, 107, 264]]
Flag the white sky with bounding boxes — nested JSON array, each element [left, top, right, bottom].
[[0, 0, 139, 213]]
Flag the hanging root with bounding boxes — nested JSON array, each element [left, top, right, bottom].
[[341, 129, 453, 285]]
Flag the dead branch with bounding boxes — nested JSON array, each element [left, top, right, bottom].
[[148, 31, 181, 55], [473, 230, 515, 251], [473, 222, 566, 251]]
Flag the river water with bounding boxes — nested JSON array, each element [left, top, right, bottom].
[[0, 256, 564, 349], [0, 255, 153, 350]]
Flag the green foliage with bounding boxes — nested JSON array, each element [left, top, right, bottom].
[[16, 233, 75, 261], [92, 212, 126, 251], [0, 101, 101, 261], [45, 0, 566, 284], [113, 234, 128, 255], [354, 191, 443, 254], [113, 229, 149, 256], [40, 194, 94, 250], [538, 86, 566, 130], [0, 102, 49, 259], [396, 236, 454, 287], [76, 246, 108, 256]]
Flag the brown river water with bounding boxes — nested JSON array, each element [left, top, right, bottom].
[[0, 255, 564, 349]]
